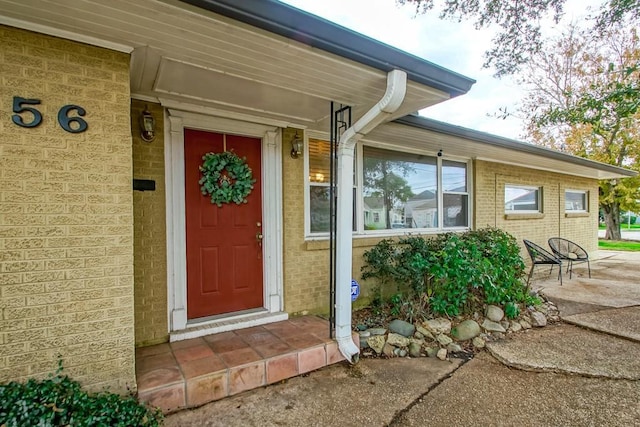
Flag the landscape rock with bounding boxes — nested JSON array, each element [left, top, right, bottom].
[[520, 320, 532, 329], [530, 311, 548, 327], [508, 321, 522, 333], [367, 328, 387, 336], [386, 333, 410, 348], [447, 342, 463, 353], [415, 326, 435, 340], [436, 348, 447, 360], [485, 305, 504, 322], [423, 318, 452, 335], [436, 334, 453, 346], [389, 319, 416, 337], [535, 304, 549, 315], [472, 337, 486, 349], [408, 341, 422, 358], [425, 347, 439, 358], [382, 343, 395, 357], [359, 337, 370, 349], [481, 319, 506, 333], [398, 349, 408, 357], [367, 335, 386, 354], [451, 319, 480, 341]]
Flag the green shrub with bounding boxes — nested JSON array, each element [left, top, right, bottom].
[[361, 227, 528, 318], [0, 363, 162, 427]]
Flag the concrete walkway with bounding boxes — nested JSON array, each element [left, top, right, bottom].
[[165, 250, 640, 426]]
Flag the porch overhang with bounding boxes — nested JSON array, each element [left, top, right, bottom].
[[0, 0, 475, 129], [370, 116, 637, 180]]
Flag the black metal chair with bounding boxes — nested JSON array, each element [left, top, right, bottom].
[[548, 237, 591, 279], [523, 239, 563, 286]]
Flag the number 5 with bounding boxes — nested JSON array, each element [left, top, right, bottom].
[[12, 97, 42, 128]]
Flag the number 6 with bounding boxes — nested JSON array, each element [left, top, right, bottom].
[[58, 105, 88, 133]]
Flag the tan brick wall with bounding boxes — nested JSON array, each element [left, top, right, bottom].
[[282, 128, 327, 314], [474, 160, 599, 257], [0, 26, 135, 392], [131, 101, 168, 346]]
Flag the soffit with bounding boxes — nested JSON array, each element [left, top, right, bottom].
[[0, 0, 450, 126], [367, 122, 633, 180]]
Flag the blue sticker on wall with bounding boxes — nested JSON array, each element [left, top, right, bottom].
[[351, 279, 360, 302]]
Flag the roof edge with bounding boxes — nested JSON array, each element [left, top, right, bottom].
[[178, 0, 475, 97], [395, 115, 637, 178]]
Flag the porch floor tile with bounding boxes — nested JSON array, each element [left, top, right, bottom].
[[136, 316, 353, 413]]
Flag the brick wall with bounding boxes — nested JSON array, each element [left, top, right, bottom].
[[132, 100, 168, 346], [474, 160, 599, 256], [0, 26, 135, 392]]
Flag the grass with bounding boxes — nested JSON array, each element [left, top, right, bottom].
[[598, 239, 640, 251], [599, 224, 640, 230]]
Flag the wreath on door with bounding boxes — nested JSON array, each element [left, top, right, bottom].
[[199, 151, 256, 207]]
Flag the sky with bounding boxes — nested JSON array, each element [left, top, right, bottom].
[[280, 0, 600, 141]]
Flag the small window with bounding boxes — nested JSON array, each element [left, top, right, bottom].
[[565, 190, 587, 212], [505, 185, 541, 213]]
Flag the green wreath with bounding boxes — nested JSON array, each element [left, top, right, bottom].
[[199, 151, 256, 207]]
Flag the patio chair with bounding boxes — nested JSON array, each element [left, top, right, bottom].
[[523, 239, 563, 286], [548, 237, 591, 279]]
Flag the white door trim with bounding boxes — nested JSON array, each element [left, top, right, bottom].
[[164, 107, 284, 333]]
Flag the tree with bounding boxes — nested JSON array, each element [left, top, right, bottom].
[[397, 0, 639, 77], [397, 0, 640, 239], [364, 158, 415, 228], [518, 26, 640, 239]]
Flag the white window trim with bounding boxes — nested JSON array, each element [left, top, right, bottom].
[[164, 107, 285, 335], [565, 189, 588, 213], [505, 184, 542, 214], [304, 133, 472, 239]]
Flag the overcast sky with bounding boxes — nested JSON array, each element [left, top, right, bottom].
[[280, 0, 600, 141]]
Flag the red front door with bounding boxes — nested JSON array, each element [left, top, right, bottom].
[[184, 129, 263, 319]]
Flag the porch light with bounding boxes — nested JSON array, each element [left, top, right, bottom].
[[290, 130, 303, 159], [140, 106, 156, 142]]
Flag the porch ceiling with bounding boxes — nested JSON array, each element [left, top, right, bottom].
[[0, 0, 460, 128]]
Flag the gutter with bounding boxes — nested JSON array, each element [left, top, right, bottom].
[[335, 70, 407, 362], [395, 115, 637, 178]]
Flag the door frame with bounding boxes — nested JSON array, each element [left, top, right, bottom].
[[164, 105, 285, 333]]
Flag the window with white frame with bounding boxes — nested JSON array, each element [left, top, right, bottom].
[[504, 185, 542, 213], [565, 190, 588, 212], [306, 139, 470, 236], [308, 138, 356, 233]]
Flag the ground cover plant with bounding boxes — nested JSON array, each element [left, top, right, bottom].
[[361, 227, 535, 321], [0, 362, 162, 427]]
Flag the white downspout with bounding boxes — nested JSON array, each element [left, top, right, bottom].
[[335, 69, 407, 362]]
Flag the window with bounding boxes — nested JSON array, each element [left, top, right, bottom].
[[565, 190, 587, 212], [308, 138, 356, 233], [306, 139, 470, 236], [505, 185, 541, 213], [442, 160, 469, 227], [308, 138, 331, 233]]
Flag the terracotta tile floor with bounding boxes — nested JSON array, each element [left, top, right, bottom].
[[136, 316, 351, 413]]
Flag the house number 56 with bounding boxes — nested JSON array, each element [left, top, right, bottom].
[[11, 96, 88, 133]]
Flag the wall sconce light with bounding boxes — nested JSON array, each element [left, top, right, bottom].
[[290, 130, 303, 159], [140, 106, 156, 142]]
